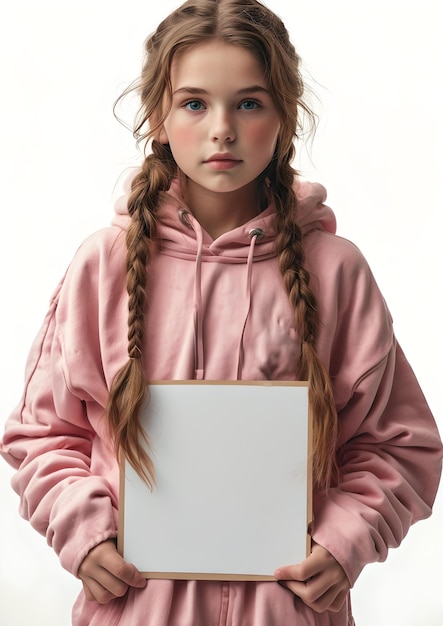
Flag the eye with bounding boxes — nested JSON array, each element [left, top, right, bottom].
[[239, 99, 260, 110], [184, 100, 205, 112]]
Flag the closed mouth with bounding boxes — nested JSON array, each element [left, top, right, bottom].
[[205, 153, 241, 163]]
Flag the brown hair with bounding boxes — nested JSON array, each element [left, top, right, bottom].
[[108, 0, 338, 490]]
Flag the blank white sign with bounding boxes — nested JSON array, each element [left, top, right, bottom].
[[119, 381, 311, 580]]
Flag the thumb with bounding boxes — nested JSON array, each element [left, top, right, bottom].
[[127, 565, 147, 589], [274, 563, 305, 581], [274, 544, 334, 582]]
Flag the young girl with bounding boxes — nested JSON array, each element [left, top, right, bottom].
[[1, 1, 442, 625]]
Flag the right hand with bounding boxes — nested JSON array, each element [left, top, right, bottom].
[[78, 539, 147, 603]]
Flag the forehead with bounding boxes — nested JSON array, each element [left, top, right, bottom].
[[170, 41, 267, 91]]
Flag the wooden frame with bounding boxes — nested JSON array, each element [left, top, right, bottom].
[[118, 381, 312, 580]]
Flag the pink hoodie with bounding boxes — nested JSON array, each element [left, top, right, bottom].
[[1, 173, 441, 626]]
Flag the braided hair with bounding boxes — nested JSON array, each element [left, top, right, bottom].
[[108, 0, 338, 490]]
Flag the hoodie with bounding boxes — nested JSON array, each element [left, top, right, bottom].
[[1, 173, 441, 626]]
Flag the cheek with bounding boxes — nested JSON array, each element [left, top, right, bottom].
[[166, 121, 199, 152], [245, 120, 280, 152]]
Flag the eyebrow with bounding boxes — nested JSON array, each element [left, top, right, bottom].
[[172, 85, 270, 96]]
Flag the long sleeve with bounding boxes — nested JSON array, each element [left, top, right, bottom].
[[307, 231, 443, 586], [0, 229, 126, 577]]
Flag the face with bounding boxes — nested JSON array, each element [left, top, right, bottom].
[[159, 40, 281, 217]]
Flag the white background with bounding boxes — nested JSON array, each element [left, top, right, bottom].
[[0, 1, 442, 624]]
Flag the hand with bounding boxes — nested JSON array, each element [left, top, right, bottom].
[[274, 543, 350, 613], [78, 539, 147, 604]]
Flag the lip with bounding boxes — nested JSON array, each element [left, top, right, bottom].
[[205, 152, 240, 162], [204, 153, 242, 170]]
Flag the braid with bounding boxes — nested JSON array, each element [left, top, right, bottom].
[[110, 0, 329, 487], [271, 161, 338, 490], [106, 141, 176, 487]]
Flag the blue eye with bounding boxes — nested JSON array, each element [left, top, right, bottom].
[[185, 100, 205, 111], [240, 100, 260, 110]]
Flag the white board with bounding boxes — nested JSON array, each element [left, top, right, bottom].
[[118, 381, 312, 580]]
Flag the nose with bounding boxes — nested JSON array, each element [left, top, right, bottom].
[[211, 107, 236, 143]]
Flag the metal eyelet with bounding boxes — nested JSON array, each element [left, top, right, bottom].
[[248, 228, 265, 240], [178, 209, 193, 229]]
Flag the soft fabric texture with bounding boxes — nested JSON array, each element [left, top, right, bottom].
[[1, 171, 441, 626]]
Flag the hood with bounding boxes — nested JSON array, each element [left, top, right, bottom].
[[112, 168, 336, 262], [112, 168, 336, 379]]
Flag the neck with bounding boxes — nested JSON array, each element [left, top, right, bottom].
[[183, 179, 263, 240]]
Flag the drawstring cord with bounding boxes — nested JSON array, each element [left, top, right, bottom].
[[236, 228, 264, 379], [178, 210, 264, 381], [179, 210, 204, 379], [193, 225, 204, 380]]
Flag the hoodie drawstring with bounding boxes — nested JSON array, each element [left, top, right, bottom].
[[193, 224, 204, 380], [179, 210, 264, 381], [179, 210, 205, 379], [236, 228, 264, 379]]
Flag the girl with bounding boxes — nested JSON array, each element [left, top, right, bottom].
[[1, 1, 442, 625]]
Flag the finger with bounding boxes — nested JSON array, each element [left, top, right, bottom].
[[80, 540, 146, 590], [328, 588, 349, 613], [96, 565, 132, 598], [78, 541, 146, 604], [81, 576, 125, 605], [282, 577, 323, 604], [274, 555, 318, 581], [274, 544, 338, 583], [286, 558, 346, 600], [274, 560, 319, 583], [107, 557, 147, 589], [274, 564, 305, 582], [81, 580, 96, 602], [282, 578, 342, 614], [80, 562, 132, 602]]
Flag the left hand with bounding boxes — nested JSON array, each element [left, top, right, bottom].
[[274, 542, 350, 613]]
